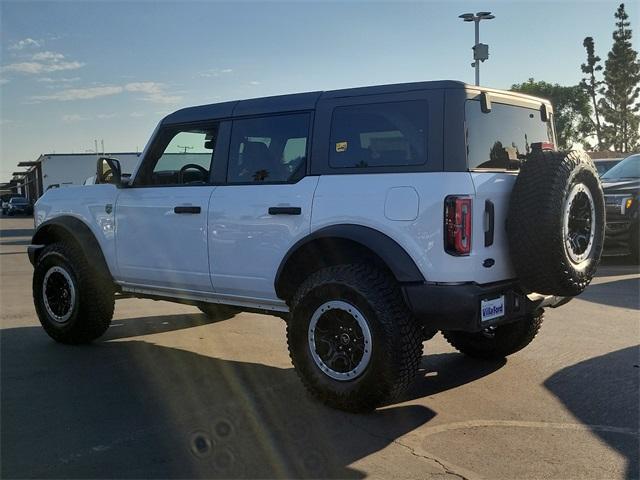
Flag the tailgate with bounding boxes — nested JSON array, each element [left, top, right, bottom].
[[471, 172, 517, 283]]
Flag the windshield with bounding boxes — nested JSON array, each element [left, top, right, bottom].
[[9, 198, 27, 204], [466, 100, 554, 170], [601, 154, 640, 180]]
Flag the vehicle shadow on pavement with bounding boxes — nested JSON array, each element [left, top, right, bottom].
[[402, 350, 506, 401], [544, 346, 640, 480], [103, 311, 237, 340], [1, 323, 437, 479], [579, 277, 640, 310]]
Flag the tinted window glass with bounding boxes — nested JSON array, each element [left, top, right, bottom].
[[138, 124, 219, 186], [601, 154, 640, 179], [466, 100, 554, 170], [329, 101, 428, 168], [227, 114, 310, 184]]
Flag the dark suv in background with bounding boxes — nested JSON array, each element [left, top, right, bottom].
[[5, 197, 33, 216], [602, 154, 640, 261]]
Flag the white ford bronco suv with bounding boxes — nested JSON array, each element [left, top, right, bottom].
[[29, 81, 605, 411]]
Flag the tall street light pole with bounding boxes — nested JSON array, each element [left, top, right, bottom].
[[459, 11, 495, 86]]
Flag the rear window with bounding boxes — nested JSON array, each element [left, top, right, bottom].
[[329, 101, 428, 168], [466, 100, 554, 170]]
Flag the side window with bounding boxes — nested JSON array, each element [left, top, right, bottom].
[[329, 101, 428, 168], [137, 124, 219, 186], [227, 113, 310, 184]]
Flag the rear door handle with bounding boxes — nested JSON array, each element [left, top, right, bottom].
[[268, 206, 301, 215], [484, 200, 495, 246], [174, 206, 201, 214]]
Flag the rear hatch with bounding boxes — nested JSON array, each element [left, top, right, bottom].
[[465, 95, 556, 284]]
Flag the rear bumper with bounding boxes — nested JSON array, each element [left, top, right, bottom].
[[402, 280, 569, 332]]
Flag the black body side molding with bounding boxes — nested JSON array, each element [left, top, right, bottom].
[[274, 224, 425, 299], [29, 216, 113, 283]]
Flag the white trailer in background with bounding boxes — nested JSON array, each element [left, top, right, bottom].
[[38, 153, 142, 192]]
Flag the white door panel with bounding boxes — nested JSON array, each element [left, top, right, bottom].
[[209, 177, 319, 299], [470, 172, 517, 283], [115, 187, 215, 292]]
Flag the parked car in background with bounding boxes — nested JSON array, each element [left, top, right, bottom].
[[6, 197, 33, 216], [594, 158, 622, 176], [602, 153, 640, 261], [2, 196, 27, 215]]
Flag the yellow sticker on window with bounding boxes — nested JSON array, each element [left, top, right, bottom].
[[335, 141, 348, 153]]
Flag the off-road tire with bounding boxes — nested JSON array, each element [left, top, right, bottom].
[[33, 242, 114, 344], [442, 313, 543, 360], [287, 264, 423, 412], [507, 150, 604, 296]]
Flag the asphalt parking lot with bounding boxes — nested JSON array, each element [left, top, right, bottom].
[[1, 216, 638, 479]]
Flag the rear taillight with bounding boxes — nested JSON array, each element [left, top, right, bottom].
[[444, 196, 472, 255]]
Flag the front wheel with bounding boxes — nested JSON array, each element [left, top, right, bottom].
[[442, 313, 543, 360], [287, 264, 423, 412], [33, 242, 114, 344]]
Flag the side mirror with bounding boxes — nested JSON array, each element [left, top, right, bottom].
[[96, 157, 122, 185]]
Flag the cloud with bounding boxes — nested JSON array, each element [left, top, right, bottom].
[[124, 82, 182, 104], [61, 114, 88, 122], [34, 85, 124, 101], [198, 68, 233, 78], [31, 81, 181, 105], [124, 82, 164, 94], [3, 58, 84, 75], [36, 76, 80, 83], [61, 113, 117, 122], [249, 81, 261, 85], [2, 50, 84, 75], [32, 51, 65, 62], [0, 78, 8, 86], [9, 38, 41, 50], [130, 112, 145, 117]]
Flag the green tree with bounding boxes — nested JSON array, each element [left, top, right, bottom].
[[580, 37, 605, 150], [511, 78, 592, 150], [599, 3, 640, 152]]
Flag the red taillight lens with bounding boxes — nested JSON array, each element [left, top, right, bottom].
[[444, 196, 472, 255]]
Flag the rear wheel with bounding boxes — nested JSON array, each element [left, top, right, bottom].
[[287, 264, 423, 412], [442, 313, 543, 360], [33, 242, 114, 344]]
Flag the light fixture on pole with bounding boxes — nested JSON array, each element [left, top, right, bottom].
[[459, 11, 495, 86]]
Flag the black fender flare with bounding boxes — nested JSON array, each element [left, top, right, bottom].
[[275, 224, 425, 299], [29, 216, 113, 282]]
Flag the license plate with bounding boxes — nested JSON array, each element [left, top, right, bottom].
[[481, 296, 505, 322]]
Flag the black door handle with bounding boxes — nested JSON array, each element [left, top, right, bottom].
[[484, 200, 494, 246], [174, 206, 201, 214], [268, 206, 301, 215]]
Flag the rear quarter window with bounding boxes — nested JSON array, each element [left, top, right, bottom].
[[329, 100, 428, 169]]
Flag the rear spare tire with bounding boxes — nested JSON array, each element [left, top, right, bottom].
[[507, 150, 604, 296]]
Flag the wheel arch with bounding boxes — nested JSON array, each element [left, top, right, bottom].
[[30, 216, 113, 283], [275, 224, 425, 302]]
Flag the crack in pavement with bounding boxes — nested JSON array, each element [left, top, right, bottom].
[[342, 414, 474, 480]]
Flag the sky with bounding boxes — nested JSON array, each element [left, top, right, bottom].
[[1, 0, 637, 183]]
